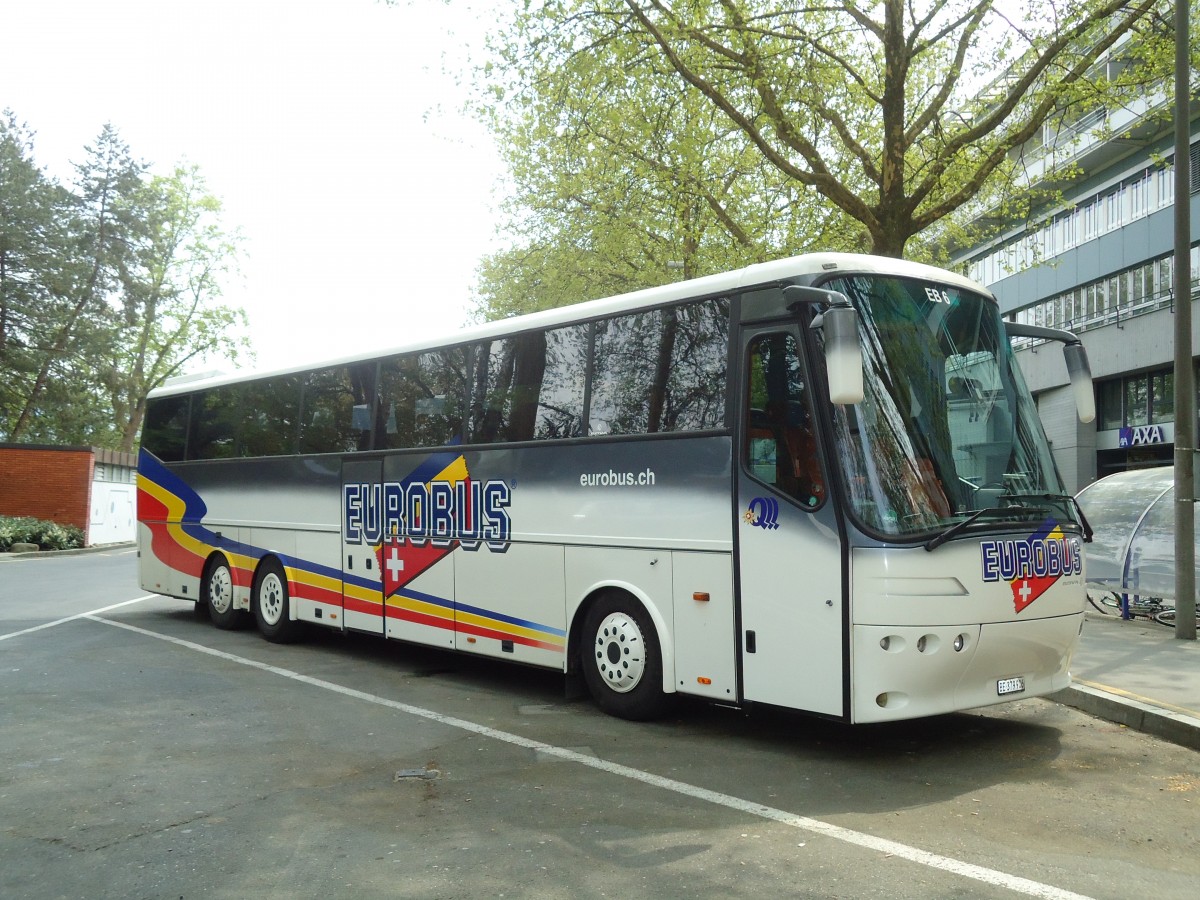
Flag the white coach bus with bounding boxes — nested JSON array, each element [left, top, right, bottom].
[[138, 253, 1095, 723]]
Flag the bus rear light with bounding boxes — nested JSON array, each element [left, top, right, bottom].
[[692, 592, 710, 602], [876, 691, 909, 709], [697, 677, 712, 685], [879, 635, 906, 652], [954, 634, 965, 652]]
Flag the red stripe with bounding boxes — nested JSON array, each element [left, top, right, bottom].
[[455, 620, 563, 653], [389, 607, 455, 632], [383, 608, 561, 653], [343, 595, 384, 617], [290, 581, 343, 606]]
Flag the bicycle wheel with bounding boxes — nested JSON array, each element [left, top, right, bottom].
[[1154, 608, 1176, 627], [1154, 607, 1200, 628]]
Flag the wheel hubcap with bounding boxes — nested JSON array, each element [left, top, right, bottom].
[[208, 566, 233, 614], [593, 612, 646, 693], [259, 573, 285, 625]]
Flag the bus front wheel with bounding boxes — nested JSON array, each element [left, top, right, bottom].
[[582, 593, 670, 721], [253, 559, 302, 644]]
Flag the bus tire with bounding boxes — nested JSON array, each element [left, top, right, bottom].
[[582, 593, 670, 721], [203, 555, 243, 630], [253, 559, 302, 644]]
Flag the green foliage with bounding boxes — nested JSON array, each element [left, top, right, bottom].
[[0, 112, 249, 451], [469, 0, 1182, 315], [0, 516, 85, 552]]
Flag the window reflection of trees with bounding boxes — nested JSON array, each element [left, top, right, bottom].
[[468, 325, 590, 443], [535, 325, 587, 439], [591, 297, 728, 435], [189, 387, 244, 459], [829, 278, 964, 533], [150, 296, 731, 460], [241, 376, 301, 457], [143, 394, 190, 461], [376, 349, 467, 449], [300, 365, 376, 454]]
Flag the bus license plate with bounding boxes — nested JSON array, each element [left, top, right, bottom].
[[997, 676, 1025, 696]]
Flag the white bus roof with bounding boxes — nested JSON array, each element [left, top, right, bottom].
[[150, 252, 991, 398]]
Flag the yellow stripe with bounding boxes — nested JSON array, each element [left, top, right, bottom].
[[1074, 678, 1200, 719], [388, 594, 455, 623], [456, 609, 564, 647], [433, 456, 469, 486], [292, 569, 343, 595], [344, 582, 382, 605]]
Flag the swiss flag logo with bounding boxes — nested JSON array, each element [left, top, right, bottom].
[[1008, 522, 1066, 614], [375, 535, 454, 598], [1011, 574, 1056, 614]]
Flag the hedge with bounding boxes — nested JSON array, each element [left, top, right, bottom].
[[0, 516, 86, 552]]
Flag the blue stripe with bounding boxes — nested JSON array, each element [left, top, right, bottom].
[[454, 598, 566, 637]]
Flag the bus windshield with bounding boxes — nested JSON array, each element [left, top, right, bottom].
[[823, 274, 1074, 539]]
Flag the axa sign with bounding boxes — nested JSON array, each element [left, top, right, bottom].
[[1119, 425, 1164, 448]]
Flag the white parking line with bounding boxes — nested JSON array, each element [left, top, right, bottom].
[[87, 611, 1094, 900], [0, 595, 156, 642]]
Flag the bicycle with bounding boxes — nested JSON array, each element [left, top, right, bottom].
[[1086, 590, 1170, 622], [1087, 589, 1200, 628]]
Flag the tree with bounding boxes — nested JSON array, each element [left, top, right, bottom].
[[474, 0, 1179, 300], [4, 124, 145, 443], [473, 4, 865, 318], [0, 118, 247, 449], [101, 165, 248, 453], [0, 112, 76, 439]]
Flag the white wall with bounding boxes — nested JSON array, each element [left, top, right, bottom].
[[89, 481, 136, 545]]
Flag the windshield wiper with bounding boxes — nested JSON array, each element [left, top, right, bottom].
[[923, 505, 1048, 552], [1002, 493, 1094, 543]]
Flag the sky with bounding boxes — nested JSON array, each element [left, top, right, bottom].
[[2, 0, 505, 374]]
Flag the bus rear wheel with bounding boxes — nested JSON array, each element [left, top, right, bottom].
[[582, 593, 670, 721], [253, 559, 302, 644], [204, 555, 244, 630]]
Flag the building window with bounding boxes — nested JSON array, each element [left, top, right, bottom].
[[1097, 380, 1123, 431], [1124, 378, 1148, 427], [1150, 372, 1174, 424], [1097, 368, 1179, 432]]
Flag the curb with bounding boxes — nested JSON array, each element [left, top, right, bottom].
[[1052, 683, 1200, 752], [0, 542, 135, 561]]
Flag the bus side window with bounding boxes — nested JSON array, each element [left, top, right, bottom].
[[375, 349, 466, 450], [296, 365, 376, 454], [744, 333, 825, 509], [143, 393, 191, 461], [535, 324, 587, 439]]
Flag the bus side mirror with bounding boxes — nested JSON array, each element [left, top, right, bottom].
[[1005, 322, 1095, 424], [820, 305, 864, 405], [1064, 343, 1096, 424], [783, 284, 864, 406]]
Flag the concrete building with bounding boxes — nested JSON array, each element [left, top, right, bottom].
[[949, 60, 1200, 493]]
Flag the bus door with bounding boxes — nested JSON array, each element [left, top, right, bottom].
[[737, 329, 845, 716], [379, 452, 458, 651], [342, 458, 386, 634]]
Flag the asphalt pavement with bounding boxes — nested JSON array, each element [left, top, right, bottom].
[[6, 544, 1200, 750]]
